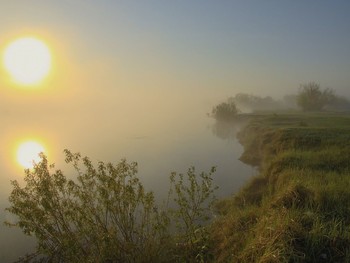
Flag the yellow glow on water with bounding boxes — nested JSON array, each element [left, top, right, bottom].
[[16, 141, 46, 169]]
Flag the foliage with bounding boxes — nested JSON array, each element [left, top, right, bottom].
[[169, 167, 218, 262], [211, 100, 239, 121], [297, 82, 335, 111], [6, 150, 218, 263]]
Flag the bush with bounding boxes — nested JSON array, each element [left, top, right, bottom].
[[6, 150, 218, 263], [211, 100, 239, 121]]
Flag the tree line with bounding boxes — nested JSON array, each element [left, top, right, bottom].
[[211, 82, 350, 121]]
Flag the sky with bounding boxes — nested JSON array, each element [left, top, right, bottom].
[[2, 1, 350, 100]]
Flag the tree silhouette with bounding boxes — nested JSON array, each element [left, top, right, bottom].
[[297, 82, 335, 111]]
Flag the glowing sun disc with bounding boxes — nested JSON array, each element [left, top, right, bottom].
[[4, 37, 51, 85], [17, 141, 45, 169]]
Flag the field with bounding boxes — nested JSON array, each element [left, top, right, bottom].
[[211, 112, 350, 262]]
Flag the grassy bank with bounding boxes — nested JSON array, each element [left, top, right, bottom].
[[210, 112, 350, 262]]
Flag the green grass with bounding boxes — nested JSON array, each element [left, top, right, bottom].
[[210, 112, 350, 262]]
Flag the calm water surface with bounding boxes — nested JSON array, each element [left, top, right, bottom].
[[0, 112, 253, 261]]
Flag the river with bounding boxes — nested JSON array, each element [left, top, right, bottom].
[[0, 110, 253, 261]]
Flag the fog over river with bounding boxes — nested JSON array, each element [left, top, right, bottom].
[[0, 102, 253, 262]]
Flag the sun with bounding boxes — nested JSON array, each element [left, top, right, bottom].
[[3, 37, 51, 85], [17, 141, 46, 169]]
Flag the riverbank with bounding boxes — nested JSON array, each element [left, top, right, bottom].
[[210, 112, 350, 262]]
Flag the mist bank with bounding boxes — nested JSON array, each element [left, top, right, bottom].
[[211, 112, 350, 262], [210, 83, 350, 121]]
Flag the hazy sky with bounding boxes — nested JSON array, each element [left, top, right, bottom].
[[1, 0, 350, 100]]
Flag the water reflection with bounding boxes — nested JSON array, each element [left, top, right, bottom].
[[211, 120, 240, 141], [1, 115, 253, 261], [209, 119, 256, 199]]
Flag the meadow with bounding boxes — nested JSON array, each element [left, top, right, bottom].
[[211, 111, 350, 262]]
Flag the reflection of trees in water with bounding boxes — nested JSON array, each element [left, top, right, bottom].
[[211, 120, 240, 140]]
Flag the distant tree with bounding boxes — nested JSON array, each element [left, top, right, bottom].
[[297, 82, 335, 111], [232, 93, 258, 108], [232, 93, 282, 112], [211, 100, 239, 121], [6, 150, 217, 262]]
